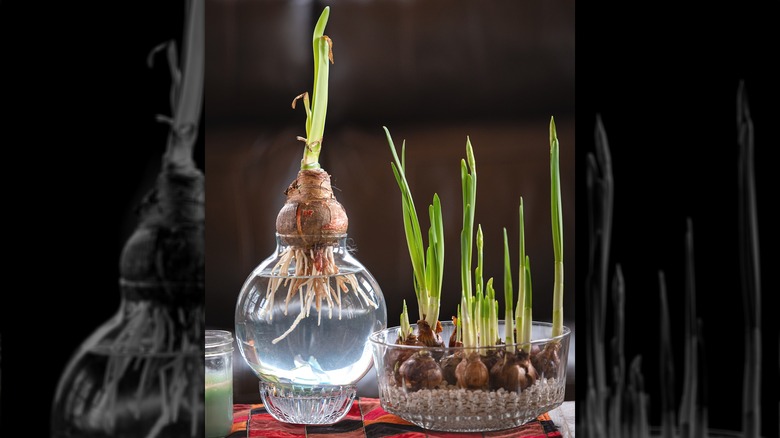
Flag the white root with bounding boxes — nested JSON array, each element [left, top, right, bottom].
[[265, 244, 378, 343], [267, 247, 295, 320], [272, 282, 317, 344]]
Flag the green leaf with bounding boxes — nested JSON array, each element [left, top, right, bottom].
[[385, 126, 443, 326], [300, 7, 332, 170], [549, 116, 565, 337], [503, 228, 515, 348]]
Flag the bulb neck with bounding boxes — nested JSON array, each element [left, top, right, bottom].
[[275, 232, 347, 249]]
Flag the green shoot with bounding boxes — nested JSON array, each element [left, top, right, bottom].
[[475, 225, 485, 344], [399, 299, 411, 342], [385, 127, 445, 328], [457, 137, 478, 349], [522, 256, 533, 351], [493, 298, 499, 347], [460, 137, 477, 302], [426, 195, 445, 325], [455, 305, 462, 344], [477, 290, 485, 349], [503, 228, 515, 350], [515, 198, 527, 348], [475, 225, 484, 298], [460, 137, 477, 296], [550, 116, 565, 337], [460, 295, 475, 348], [293, 7, 333, 170], [486, 278, 499, 346]]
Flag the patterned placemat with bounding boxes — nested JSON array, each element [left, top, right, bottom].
[[227, 398, 561, 437]]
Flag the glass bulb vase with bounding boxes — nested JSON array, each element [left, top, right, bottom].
[[235, 233, 387, 424]]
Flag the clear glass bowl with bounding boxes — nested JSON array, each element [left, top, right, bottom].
[[369, 320, 570, 432], [235, 233, 387, 424]]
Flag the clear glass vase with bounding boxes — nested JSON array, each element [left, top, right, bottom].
[[235, 233, 387, 424]]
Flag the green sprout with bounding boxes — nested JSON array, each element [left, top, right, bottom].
[[459, 138, 478, 348], [515, 198, 528, 351], [292, 7, 333, 170], [399, 299, 412, 342], [503, 228, 515, 350], [384, 127, 445, 329], [486, 277, 499, 346], [522, 255, 533, 349], [550, 116, 565, 337]]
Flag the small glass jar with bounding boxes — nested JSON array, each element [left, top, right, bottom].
[[205, 330, 234, 438]]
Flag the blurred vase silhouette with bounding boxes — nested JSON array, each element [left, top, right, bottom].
[[50, 1, 204, 437]]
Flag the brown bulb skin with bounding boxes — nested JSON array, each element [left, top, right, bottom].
[[490, 350, 538, 392], [276, 169, 348, 245], [531, 342, 561, 379], [455, 352, 489, 390], [398, 351, 443, 391]]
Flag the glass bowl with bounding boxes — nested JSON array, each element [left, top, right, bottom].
[[368, 320, 569, 432]]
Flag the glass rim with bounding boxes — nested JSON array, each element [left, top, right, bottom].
[[206, 329, 234, 356], [368, 320, 570, 352]]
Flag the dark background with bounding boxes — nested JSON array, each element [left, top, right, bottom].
[[1, 0, 203, 431], [575, 2, 779, 436]]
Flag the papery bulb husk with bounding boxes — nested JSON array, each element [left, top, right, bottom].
[[480, 341, 505, 376], [440, 349, 463, 385], [416, 320, 444, 348], [398, 351, 443, 391], [388, 333, 425, 384], [448, 317, 458, 348], [275, 169, 348, 247], [490, 349, 538, 392], [119, 167, 204, 307], [416, 319, 445, 362], [455, 352, 489, 390], [531, 341, 561, 379]]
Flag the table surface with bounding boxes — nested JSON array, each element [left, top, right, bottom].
[[226, 399, 575, 438]]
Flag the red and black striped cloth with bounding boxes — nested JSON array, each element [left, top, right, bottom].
[[228, 398, 561, 438]]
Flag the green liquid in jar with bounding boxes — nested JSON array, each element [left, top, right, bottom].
[[205, 374, 233, 438]]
